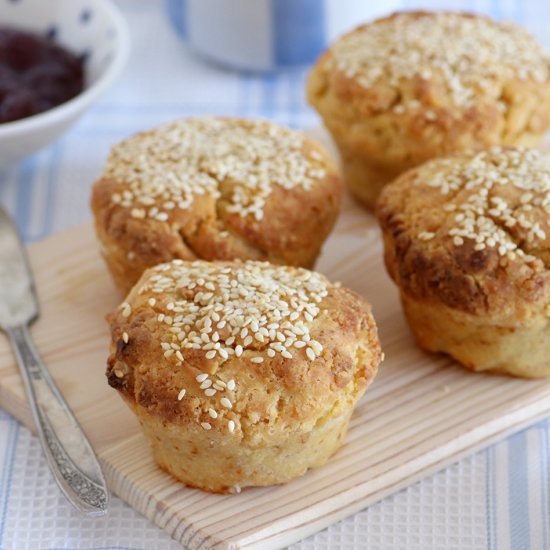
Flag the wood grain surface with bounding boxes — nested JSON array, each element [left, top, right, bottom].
[[0, 195, 550, 549]]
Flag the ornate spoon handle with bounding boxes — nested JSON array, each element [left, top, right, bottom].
[[6, 325, 109, 516]]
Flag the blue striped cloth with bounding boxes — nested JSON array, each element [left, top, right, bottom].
[[0, 1, 549, 548]]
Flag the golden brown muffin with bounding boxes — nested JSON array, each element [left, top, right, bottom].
[[106, 259, 382, 493], [377, 147, 550, 378], [308, 11, 550, 210], [91, 117, 342, 294]]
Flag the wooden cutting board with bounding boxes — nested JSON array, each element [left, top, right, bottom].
[[1, 197, 550, 549]]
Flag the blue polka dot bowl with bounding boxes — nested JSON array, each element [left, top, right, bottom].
[[0, 0, 130, 165]]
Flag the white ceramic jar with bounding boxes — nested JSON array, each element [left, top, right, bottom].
[[165, 0, 401, 71]]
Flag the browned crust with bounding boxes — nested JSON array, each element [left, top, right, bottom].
[[106, 273, 381, 438], [91, 121, 343, 295], [105, 260, 382, 491], [376, 153, 550, 323]]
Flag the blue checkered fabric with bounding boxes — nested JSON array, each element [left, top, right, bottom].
[[0, 1, 549, 548]]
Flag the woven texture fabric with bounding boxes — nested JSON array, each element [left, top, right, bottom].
[[0, 0, 549, 548]]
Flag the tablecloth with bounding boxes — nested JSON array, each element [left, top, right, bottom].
[[0, 0, 549, 548]]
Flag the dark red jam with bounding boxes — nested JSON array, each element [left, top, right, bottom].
[[0, 26, 85, 123]]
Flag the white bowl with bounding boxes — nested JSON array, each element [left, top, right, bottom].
[[0, 0, 130, 166]]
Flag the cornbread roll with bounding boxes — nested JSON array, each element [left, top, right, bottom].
[[307, 11, 550, 210], [91, 117, 342, 294], [377, 147, 550, 378], [106, 260, 382, 493]]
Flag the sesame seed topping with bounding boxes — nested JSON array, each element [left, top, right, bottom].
[[221, 397, 232, 409], [177, 389, 186, 400], [228, 420, 235, 433], [201, 422, 212, 431], [122, 332, 129, 344], [331, 12, 549, 109], [132, 260, 334, 432], [141, 261, 329, 372], [413, 148, 550, 262], [106, 118, 327, 224]]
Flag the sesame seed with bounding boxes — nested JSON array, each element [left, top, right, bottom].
[[201, 422, 212, 431], [205, 350, 217, 360], [306, 347, 316, 361], [221, 397, 232, 409], [208, 408, 218, 419], [453, 236, 464, 246], [204, 388, 216, 397], [122, 332, 129, 344], [177, 389, 186, 400], [418, 231, 435, 241], [148, 298, 156, 307], [121, 303, 132, 318], [228, 420, 235, 433], [243, 335, 253, 347], [251, 357, 264, 363], [196, 373, 208, 383], [227, 379, 236, 391], [200, 379, 213, 389]]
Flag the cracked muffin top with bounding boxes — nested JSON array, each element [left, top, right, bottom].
[[91, 117, 342, 294], [107, 259, 381, 440], [377, 147, 550, 321]]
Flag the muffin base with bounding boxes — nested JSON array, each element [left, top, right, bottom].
[[123, 396, 353, 493], [95, 225, 156, 295], [401, 293, 550, 378], [339, 144, 406, 210]]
